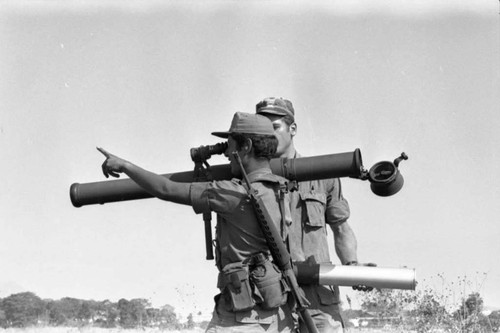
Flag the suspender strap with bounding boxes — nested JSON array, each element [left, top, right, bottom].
[[277, 182, 289, 242]]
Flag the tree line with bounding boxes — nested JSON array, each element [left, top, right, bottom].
[[3, 289, 499, 332], [0, 291, 198, 329]]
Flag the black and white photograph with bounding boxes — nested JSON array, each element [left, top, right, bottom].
[[1, 0, 499, 332]]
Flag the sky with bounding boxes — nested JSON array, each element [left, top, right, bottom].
[[1, 0, 500, 319]]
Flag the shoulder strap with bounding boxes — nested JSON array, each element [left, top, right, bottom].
[[276, 182, 289, 241], [249, 175, 291, 243]]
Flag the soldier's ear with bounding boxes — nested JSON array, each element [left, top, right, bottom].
[[289, 122, 297, 137], [243, 138, 253, 154]]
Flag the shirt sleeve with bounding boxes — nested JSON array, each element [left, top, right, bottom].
[[325, 178, 350, 226], [190, 180, 246, 215], [190, 182, 211, 214]]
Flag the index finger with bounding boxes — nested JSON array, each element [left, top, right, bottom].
[[96, 147, 110, 158]]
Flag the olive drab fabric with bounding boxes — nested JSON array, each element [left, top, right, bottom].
[[190, 169, 294, 331]]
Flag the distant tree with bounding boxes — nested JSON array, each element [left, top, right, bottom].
[[1, 292, 44, 327], [146, 307, 160, 327], [117, 298, 134, 328], [59, 297, 82, 324], [77, 300, 95, 323], [488, 310, 500, 332], [454, 292, 487, 333], [159, 304, 179, 329], [0, 309, 7, 328], [46, 299, 67, 325], [97, 300, 118, 328], [186, 313, 195, 329], [456, 292, 484, 318], [129, 298, 149, 327]]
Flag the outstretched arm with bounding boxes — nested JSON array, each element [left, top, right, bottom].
[[97, 147, 192, 205]]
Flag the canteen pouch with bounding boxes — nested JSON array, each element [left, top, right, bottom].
[[250, 256, 289, 310], [222, 262, 255, 312]]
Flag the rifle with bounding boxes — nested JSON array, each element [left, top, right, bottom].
[[232, 151, 319, 333]]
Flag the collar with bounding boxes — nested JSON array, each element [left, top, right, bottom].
[[246, 168, 280, 184]]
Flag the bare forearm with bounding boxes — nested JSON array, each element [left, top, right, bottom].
[[332, 222, 358, 264], [121, 162, 192, 205], [98, 147, 192, 205]]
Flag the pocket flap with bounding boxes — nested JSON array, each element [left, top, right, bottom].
[[299, 192, 327, 204], [300, 192, 327, 227]]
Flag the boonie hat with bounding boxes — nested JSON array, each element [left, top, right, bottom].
[[256, 97, 295, 119], [212, 112, 275, 138]]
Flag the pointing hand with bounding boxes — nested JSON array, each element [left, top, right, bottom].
[[97, 147, 126, 178]]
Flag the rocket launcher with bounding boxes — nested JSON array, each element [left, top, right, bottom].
[[70, 144, 408, 207]]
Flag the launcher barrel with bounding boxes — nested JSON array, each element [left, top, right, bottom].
[[70, 150, 363, 207]]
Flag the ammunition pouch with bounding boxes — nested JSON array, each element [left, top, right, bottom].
[[219, 253, 289, 312], [221, 262, 255, 312], [248, 253, 289, 310]]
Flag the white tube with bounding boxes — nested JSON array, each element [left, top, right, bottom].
[[318, 264, 416, 290]]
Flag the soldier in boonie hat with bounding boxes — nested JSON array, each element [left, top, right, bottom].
[[212, 111, 278, 177], [97, 110, 294, 332], [211, 112, 276, 138]]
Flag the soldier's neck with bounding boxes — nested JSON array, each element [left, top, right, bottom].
[[244, 158, 272, 174], [280, 145, 297, 159]]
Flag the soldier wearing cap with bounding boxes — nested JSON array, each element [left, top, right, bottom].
[[97, 112, 294, 333], [256, 97, 365, 333]]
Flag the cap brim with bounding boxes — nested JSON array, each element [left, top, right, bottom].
[[257, 109, 294, 119], [257, 109, 288, 116], [211, 131, 230, 138]]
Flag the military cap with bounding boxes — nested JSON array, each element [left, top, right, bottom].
[[212, 112, 275, 138], [255, 97, 295, 119]]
